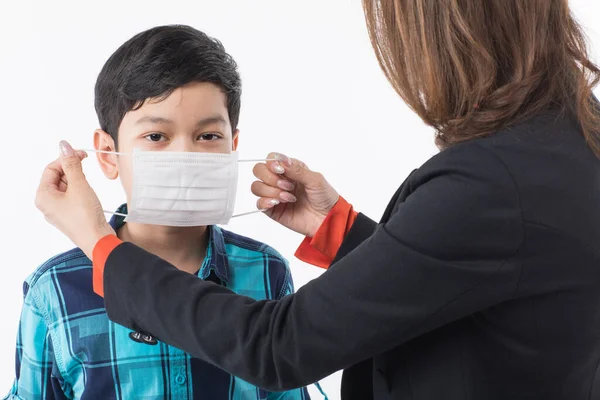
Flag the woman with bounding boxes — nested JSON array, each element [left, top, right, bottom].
[[35, 1, 600, 399]]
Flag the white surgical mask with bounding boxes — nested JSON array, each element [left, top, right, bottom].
[[86, 148, 271, 227]]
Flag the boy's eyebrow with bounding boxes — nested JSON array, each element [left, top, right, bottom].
[[135, 116, 174, 125], [135, 115, 228, 127], [196, 115, 228, 128]]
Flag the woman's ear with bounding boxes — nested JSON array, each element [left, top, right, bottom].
[[232, 129, 240, 151], [93, 129, 119, 180]]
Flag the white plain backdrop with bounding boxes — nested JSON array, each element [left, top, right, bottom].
[[0, 1, 599, 398]]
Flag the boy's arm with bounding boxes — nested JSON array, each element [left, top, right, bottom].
[[6, 286, 68, 400]]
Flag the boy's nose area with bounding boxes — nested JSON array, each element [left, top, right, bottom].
[[167, 136, 196, 153]]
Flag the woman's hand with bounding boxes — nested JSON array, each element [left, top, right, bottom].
[[35, 141, 115, 259], [252, 153, 340, 237]]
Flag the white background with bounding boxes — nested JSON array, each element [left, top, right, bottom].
[[0, 1, 598, 398]]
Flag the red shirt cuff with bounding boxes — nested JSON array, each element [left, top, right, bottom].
[[92, 234, 123, 298], [294, 196, 358, 269]]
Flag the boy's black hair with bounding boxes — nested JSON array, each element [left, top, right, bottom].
[[95, 25, 241, 144]]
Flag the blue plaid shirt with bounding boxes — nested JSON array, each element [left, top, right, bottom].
[[6, 207, 321, 400]]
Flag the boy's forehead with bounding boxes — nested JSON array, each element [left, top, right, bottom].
[[147, 83, 226, 109], [125, 82, 229, 123]]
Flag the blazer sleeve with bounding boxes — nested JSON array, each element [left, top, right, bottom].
[[102, 143, 524, 391]]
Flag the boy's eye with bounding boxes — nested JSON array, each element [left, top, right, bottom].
[[198, 133, 221, 141], [145, 133, 166, 142]]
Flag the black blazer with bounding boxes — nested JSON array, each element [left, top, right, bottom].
[[102, 110, 600, 399]]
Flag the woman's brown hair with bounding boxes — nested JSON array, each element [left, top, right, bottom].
[[363, 0, 600, 153]]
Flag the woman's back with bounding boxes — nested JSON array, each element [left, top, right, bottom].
[[379, 110, 600, 399]]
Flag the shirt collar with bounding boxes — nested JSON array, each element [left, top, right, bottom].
[[109, 204, 229, 283]]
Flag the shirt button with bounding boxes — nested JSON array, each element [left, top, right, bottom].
[[175, 375, 186, 385], [129, 332, 142, 342], [141, 333, 158, 345], [129, 331, 158, 345]]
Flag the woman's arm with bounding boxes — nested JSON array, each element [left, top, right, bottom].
[[97, 143, 524, 391], [294, 169, 418, 268], [294, 197, 373, 268]]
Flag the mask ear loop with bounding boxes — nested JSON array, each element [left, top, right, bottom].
[[81, 149, 129, 217], [231, 209, 268, 217], [82, 149, 279, 219], [103, 208, 268, 219], [232, 159, 278, 217], [83, 149, 129, 155]]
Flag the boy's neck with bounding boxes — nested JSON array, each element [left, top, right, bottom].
[[117, 222, 209, 275]]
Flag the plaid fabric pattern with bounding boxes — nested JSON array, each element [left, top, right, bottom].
[[6, 207, 313, 400]]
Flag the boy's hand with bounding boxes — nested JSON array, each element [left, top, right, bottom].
[[35, 141, 115, 259], [252, 153, 340, 237]]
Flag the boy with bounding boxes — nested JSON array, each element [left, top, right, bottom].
[[6, 25, 312, 399]]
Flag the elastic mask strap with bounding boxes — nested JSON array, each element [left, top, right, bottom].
[[237, 158, 277, 162], [231, 209, 268, 218], [84, 149, 129, 155], [83, 149, 277, 162], [103, 210, 128, 217], [102, 209, 269, 218]]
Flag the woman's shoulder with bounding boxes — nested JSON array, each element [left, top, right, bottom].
[[418, 110, 591, 178], [404, 109, 600, 252], [411, 138, 515, 193]]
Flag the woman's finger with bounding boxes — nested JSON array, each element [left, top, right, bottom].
[[59, 141, 89, 188], [58, 180, 68, 192], [251, 180, 280, 198], [253, 163, 296, 191], [256, 197, 282, 210], [251, 181, 297, 203], [266, 152, 293, 175], [253, 163, 278, 186], [39, 150, 89, 194], [38, 158, 65, 192]]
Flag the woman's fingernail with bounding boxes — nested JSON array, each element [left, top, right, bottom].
[[268, 199, 280, 207], [280, 191, 297, 203], [272, 162, 285, 174], [277, 179, 295, 191], [274, 153, 292, 168], [59, 140, 74, 157]]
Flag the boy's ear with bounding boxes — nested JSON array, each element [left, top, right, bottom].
[[94, 129, 119, 180], [232, 129, 239, 151]]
